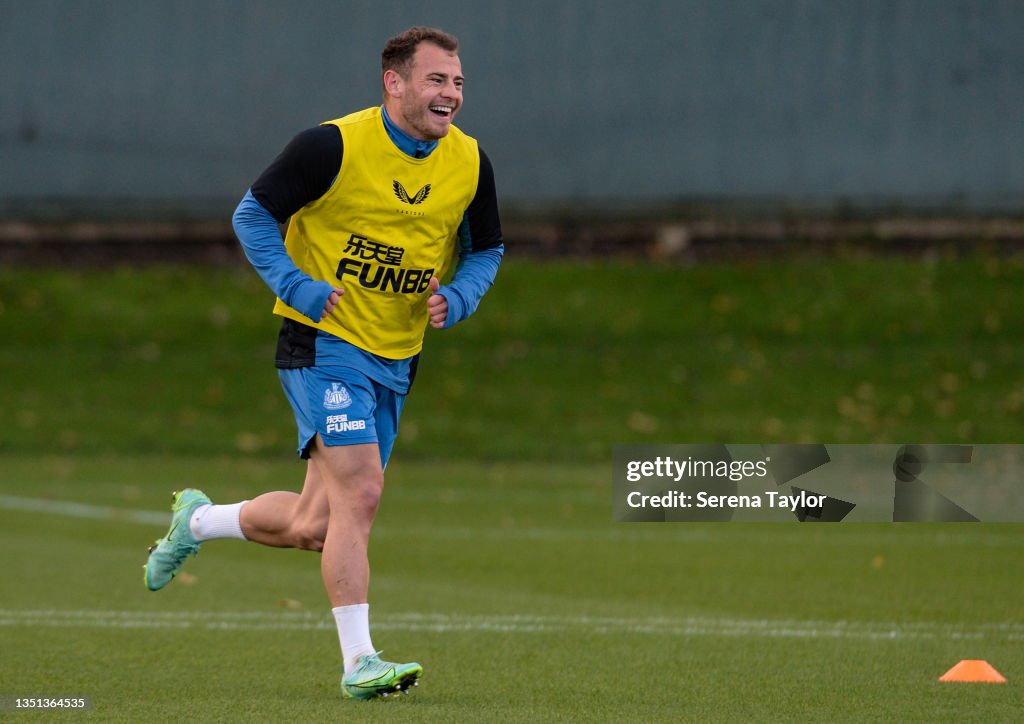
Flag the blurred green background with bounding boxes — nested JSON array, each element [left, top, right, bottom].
[[3, 253, 1023, 464]]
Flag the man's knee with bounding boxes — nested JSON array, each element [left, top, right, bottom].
[[293, 516, 328, 552], [349, 471, 384, 520], [315, 441, 385, 522]]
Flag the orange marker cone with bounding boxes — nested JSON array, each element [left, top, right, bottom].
[[939, 660, 1007, 683]]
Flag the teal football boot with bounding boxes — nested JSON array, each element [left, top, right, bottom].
[[341, 652, 422, 700], [144, 489, 211, 591]]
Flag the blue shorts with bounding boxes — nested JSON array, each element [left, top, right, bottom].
[[278, 366, 406, 467]]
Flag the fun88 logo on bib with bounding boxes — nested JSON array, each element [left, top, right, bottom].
[[323, 383, 352, 410]]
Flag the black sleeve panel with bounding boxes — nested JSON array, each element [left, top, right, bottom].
[[251, 124, 343, 223], [466, 147, 504, 251]]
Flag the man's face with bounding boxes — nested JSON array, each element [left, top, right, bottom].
[[388, 43, 464, 141]]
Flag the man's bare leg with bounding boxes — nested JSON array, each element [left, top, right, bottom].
[[311, 439, 383, 606], [239, 460, 329, 551], [309, 439, 422, 698]]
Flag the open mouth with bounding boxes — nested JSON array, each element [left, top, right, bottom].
[[429, 105, 453, 118]]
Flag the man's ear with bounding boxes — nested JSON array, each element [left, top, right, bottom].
[[383, 69, 403, 98]]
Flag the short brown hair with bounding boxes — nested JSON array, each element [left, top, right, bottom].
[[381, 26, 459, 78]]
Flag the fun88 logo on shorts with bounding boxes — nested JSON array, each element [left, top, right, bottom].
[[326, 414, 366, 434]]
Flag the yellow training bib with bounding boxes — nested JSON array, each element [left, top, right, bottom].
[[273, 106, 480, 358]]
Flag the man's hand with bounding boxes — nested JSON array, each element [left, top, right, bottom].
[[427, 276, 448, 329], [321, 287, 344, 320]]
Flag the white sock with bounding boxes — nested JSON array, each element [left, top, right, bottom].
[[189, 502, 248, 541], [333, 603, 375, 673]]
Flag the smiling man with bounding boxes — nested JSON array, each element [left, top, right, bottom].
[[142, 27, 504, 701], [386, 36, 464, 140]]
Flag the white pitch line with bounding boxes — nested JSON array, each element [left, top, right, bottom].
[[0, 609, 1018, 642], [0, 495, 169, 525], [1, 494, 1022, 547]]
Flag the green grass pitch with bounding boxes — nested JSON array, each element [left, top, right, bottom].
[[1, 258, 1022, 720], [0, 455, 1021, 721]]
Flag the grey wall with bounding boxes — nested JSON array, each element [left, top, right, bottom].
[[2, 0, 1022, 218]]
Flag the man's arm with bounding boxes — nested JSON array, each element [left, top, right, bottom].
[[232, 125, 344, 322], [428, 147, 504, 329]]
